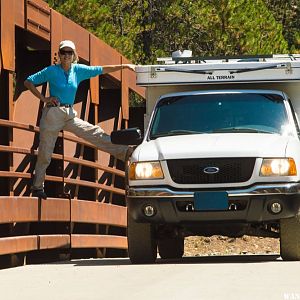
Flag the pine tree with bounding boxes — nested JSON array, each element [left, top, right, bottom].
[[45, 0, 290, 64]]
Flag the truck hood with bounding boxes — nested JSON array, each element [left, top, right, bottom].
[[136, 133, 290, 161]]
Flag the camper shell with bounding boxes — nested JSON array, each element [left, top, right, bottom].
[[112, 54, 300, 263]]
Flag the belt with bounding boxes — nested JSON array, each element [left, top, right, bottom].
[[60, 104, 73, 108], [46, 103, 73, 108]]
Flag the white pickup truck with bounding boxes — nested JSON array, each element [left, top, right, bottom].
[[112, 54, 300, 264]]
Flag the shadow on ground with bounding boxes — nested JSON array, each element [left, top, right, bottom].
[[49, 254, 281, 267]]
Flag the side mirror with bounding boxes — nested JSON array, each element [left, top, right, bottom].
[[111, 128, 143, 145]]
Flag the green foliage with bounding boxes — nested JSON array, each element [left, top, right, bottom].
[[265, 0, 300, 52], [46, 0, 292, 64]]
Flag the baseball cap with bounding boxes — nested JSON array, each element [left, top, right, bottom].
[[59, 40, 76, 50]]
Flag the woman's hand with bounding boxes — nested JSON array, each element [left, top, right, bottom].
[[24, 80, 59, 106], [122, 64, 136, 71]]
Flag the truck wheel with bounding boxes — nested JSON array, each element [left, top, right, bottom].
[[280, 215, 300, 261], [127, 213, 157, 264], [158, 236, 184, 259]]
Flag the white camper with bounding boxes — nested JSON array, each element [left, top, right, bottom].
[[112, 54, 300, 264]]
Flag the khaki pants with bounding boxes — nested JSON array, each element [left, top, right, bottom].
[[32, 106, 128, 190]]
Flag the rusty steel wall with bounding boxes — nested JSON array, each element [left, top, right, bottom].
[[0, 0, 145, 268]]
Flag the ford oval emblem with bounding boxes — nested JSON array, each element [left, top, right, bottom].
[[203, 167, 220, 174]]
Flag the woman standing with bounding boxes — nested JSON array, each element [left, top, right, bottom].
[[24, 40, 135, 199]]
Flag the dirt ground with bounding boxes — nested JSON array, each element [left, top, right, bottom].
[[184, 235, 280, 256]]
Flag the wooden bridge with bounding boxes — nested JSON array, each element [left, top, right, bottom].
[[0, 0, 144, 268]]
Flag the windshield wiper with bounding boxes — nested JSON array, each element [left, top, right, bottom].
[[151, 130, 202, 139], [212, 127, 275, 134]]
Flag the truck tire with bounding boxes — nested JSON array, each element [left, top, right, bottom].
[[280, 215, 300, 261], [158, 236, 184, 259], [127, 213, 157, 264]]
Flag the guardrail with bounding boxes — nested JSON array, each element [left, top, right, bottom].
[[0, 119, 127, 267]]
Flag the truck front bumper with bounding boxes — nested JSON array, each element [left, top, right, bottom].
[[127, 183, 300, 223]]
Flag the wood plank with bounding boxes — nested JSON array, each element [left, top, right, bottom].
[[0, 236, 38, 255], [71, 200, 127, 227], [0, 197, 38, 223], [39, 234, 70, 249], [71, 234, 127, 249]]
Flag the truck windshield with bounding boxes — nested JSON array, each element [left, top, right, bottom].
[[150, 93, 289, 139]]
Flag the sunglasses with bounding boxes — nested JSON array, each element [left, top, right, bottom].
[[59, 50, 74, 55]]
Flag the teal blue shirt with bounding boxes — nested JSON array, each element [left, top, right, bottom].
[[26, 64, 103, 105]]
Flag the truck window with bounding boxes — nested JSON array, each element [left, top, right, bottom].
[[150, 93, 289, 138]]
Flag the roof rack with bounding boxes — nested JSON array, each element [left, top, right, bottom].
[[157, 54, 300, 65]]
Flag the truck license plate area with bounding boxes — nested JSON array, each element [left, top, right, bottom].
[[194, 191, 228, 211]]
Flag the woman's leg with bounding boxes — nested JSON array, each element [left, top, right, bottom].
[[32, 107, 65, 194], [32, 128, 60, 190], [64, 117, 128, 161]]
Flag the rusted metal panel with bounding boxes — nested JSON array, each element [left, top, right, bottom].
[[8, 73, 14, 122], [71, 234, 127, 249], [0, 168, 124, 195], [40, 199, 70, 222], [61, 15, 89, 62], [121, 55, 145, 98], [39, 234, 70, 249], [0, 197, 38, 223], [93, 35, 121, 81], [26, 0, 50, 41], [0, 235, 38, 255], [63, 176, 125, 195], [1, 0, 15, 71], [90, 35, 100, 104], [0, 144, 124, 178], [71, 200, 127, 227], [50, 9, 62, 64], [15, 0, 25, 28], [121, 58, 129, 120]]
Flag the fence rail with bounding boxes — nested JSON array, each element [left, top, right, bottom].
[[0, 119, 128, 266]]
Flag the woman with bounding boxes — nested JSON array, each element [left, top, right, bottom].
[[24, 40, 135, 199]]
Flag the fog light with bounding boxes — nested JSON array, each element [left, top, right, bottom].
[[143, 205, 156, 217], [270, 202, 282, 214]]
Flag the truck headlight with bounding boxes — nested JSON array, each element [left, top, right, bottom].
[[129, 161, 164, 180], [260, 158, 297, 176]]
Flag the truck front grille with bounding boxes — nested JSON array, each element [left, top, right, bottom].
[[167, 158, 256, 184]]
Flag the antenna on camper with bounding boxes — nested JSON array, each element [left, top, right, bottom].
[[157, 50, 193, 65]]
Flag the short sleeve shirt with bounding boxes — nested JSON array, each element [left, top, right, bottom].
[[26, 64, 103, 105]]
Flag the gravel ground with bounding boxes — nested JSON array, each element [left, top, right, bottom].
[[184, 235, 280, 256]]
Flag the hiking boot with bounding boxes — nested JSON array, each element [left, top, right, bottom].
[[32, 189, 47, 200]]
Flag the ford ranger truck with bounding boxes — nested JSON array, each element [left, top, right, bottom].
[[112, 56, 300, 264]]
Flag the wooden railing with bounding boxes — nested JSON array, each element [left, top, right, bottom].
[[0, 119, 127, 266]]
